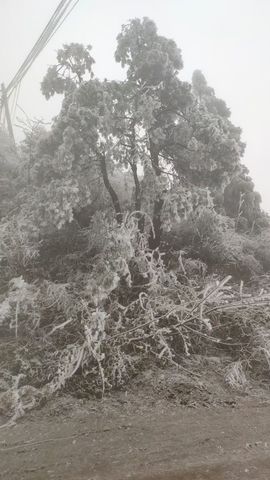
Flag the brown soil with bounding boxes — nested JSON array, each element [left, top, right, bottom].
[[1, 365, 270, 480]]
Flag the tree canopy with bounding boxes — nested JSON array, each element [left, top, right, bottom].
[[32, 18, 259, 241]]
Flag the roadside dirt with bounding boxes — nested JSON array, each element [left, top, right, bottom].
[[1, 365, 270, 479]]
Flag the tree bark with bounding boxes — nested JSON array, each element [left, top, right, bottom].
[[149, 197, 164, 249], [130, 161, 141, 212], [128, 117, 145, 232], [148, 139, 165, 249], [99, 153, 122, 224], [149, 139, 160, 176]]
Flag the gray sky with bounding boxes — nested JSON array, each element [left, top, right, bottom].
[[1, 0, 270, 211]]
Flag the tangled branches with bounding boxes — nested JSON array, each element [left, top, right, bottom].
[[1, 214, 270, 420]]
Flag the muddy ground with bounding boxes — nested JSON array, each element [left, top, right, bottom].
[[1, 363, 270, 479]]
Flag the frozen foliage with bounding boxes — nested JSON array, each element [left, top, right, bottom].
[[1, 18, 270, 418]]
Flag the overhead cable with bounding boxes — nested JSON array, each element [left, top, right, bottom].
[[6, 0, 79, 98]]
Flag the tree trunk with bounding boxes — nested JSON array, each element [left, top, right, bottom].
[[99, 154, 122, 224], [149, 197, 164, 249], [129, 117, 145, 232], [149, 138, 164, 249]]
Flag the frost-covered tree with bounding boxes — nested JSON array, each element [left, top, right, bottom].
[[36, 19, 247, 248], [41, 43, 95, 99], [1, 18, 270, 413]]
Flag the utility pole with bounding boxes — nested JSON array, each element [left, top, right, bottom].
[[1, 83, 16, 147]]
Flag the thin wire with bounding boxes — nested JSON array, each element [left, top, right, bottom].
[[26, 0, 77, 76], [2, 0, 80, 130], [6, 0, 79, 97], [6, 0, 69, 95], [34, 0, 77, 57], [16, 104, 32, 125], [44, 0, 80, 48]]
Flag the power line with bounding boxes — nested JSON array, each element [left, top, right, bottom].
[[7, 0, 70, 96], [6, 0, 80, 98], [0, 0, 80, 141], [44, 0, 80, 50], [6, 0, 66, 96]]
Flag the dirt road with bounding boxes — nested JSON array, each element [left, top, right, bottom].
[[1, 392, 270, 480]]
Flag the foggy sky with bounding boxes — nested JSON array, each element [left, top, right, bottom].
[[1, 0, 270, 211]]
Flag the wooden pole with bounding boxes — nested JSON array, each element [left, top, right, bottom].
[[1, 83, 16, 147]]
